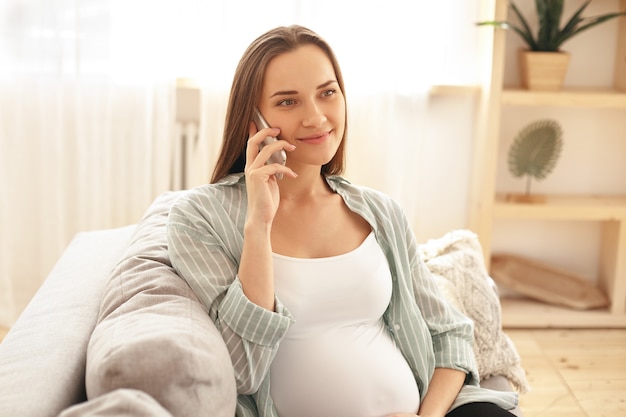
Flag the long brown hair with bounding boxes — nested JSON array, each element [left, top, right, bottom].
[[210, 25, 348, 183]]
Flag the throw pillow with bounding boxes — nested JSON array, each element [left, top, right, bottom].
[[85, 191, 237, 417], [419, 230, 530, 393]]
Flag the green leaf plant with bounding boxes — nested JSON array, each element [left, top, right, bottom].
[[477, 0, 626, 52], [508, 119, 563, 196]]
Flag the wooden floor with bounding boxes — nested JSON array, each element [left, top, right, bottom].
[[507, 329, 626, 417], [0, 327, 624, 415]]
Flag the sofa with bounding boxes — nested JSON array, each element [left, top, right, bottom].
[[0, 191, 527, 417]]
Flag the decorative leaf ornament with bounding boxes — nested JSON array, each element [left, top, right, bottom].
[[508, 119, 563, 195]]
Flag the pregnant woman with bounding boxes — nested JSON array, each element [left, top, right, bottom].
[[167, 24, 518, 417]]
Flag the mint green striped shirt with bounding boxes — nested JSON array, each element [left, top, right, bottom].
[[167, 173, 518, 416]]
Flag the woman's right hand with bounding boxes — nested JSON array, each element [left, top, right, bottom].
[[244, 123, 296, 225], [239, 123, 296, 311]]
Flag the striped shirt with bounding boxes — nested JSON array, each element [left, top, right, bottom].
[[167, 173, 518, 416]]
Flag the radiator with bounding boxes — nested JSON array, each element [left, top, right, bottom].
[[172, 121, 200, 190]]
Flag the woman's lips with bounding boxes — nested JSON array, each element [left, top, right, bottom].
[[297, 131, 331, 144]]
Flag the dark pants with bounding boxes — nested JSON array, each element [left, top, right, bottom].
[[446, 402, 517, 417]]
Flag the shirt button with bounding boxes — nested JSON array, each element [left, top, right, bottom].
[[394, 324, 401, 331]]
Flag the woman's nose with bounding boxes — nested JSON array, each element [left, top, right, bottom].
[[301, 102, 327, 127]]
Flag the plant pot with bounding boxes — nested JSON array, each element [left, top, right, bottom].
[[519, 50, 570, 91]]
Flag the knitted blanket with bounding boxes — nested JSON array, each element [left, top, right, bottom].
[[419, 230, 530, 393]]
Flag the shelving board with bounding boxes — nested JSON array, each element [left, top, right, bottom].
[[501, 88, 626, 108], [501, 297, 626, 328], [493, 194, 626, 221]]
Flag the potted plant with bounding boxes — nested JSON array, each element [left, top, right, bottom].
[[477, 0, 626, 91]]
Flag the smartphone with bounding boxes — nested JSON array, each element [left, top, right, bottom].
[[252, 108, 287, 179]]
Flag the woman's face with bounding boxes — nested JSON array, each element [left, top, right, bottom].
[[258, 44, 345, 171]]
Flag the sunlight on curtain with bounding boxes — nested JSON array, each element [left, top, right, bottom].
[[0, 0, 177, 326], [0, 0, 482, 327]]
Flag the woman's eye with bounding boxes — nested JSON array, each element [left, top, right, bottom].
[[278, 98, 296, 106], [322, 89, 336, 97]]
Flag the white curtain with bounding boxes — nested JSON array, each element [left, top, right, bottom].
[[0, 0, 483, 327], [0, 0, 177, 327]]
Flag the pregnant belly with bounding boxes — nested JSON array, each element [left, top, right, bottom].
[[269, 325, 420, 417]]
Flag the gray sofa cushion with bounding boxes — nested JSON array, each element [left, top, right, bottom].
[[85, 191, 237, 417], [59, 389, 174, 417], [0, 226, 134, 417]]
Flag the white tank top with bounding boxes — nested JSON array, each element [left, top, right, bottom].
[[270, 232, 420, 417]]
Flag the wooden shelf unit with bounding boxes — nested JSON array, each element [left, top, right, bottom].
[[471, 0, 626, 328]]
